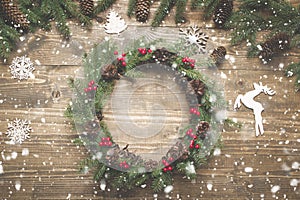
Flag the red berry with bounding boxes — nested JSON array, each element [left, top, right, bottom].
[[182, 58, 187, 63], [106, 137, 110, 141], [90, 80, 95, 85], [87, 87, 92, 91], [122, 61, 127, 66], [84, 88, 88, 92], [148, 49, 152, 53], [99, 142, 104, 146], [196, 111, 200, 116], [167, 166, 172, 171], [163, 167, 168, 172], [124, 164, 129, 169], [193, 135, 197, 139], [122, 53, 126, 57], [195, 144, 200, 149], [93, 86, 97, 90], [168, 157, 174, 162], [190, 108, 194, 113], [190, 140, 195, 145], [108, 141, 112, 146], [141, 50, 146, 55], [114, 51, 118, 55], [189, 144, 194, 149], [190, 63, 195, 68]]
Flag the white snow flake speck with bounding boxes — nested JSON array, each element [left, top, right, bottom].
[[6, 118, 32, 144], [179, 25, 209, 53], [9, 56, 35, 80]]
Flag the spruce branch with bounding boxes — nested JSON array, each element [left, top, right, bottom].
[[175, 0, 187, 24], [191, 0, 204, 10], [0, 19, 20, 58], [127, 0, 137, 17], [151, 0, 176, 27], [94, 0, 117, 14]]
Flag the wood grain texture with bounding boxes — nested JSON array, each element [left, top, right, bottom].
[[0, 1, 300, 199]]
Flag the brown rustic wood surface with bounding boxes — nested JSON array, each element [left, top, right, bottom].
[[0, 1, 300, 199]]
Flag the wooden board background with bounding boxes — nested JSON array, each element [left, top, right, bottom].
[[0, 0, 300, 199]]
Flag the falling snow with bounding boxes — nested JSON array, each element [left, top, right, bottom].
[[5, 118, 31, 144]]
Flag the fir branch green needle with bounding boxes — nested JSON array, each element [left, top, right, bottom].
[[151, 0, 176, 27], [127, 0, 137, 17], [175, 0, 187, 24], [94, 0, 117, 14]]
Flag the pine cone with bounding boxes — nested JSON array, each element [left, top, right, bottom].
[[135, 0, 151, 22], [96, 110, 103, 121], [83, 119, 100, 134], [210, 46, 227, 64], [196, 121, 210, 140], [213, 0, 233, 28], [189, 79, 206, 101], [259, 33, 290, 63], [79, 0, 94, 16], [152, 48, 176, 64], [101, 64, 119, 80], [0, 0, 29, 30]]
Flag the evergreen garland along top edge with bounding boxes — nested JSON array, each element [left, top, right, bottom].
[[67, 39, 225, 192]]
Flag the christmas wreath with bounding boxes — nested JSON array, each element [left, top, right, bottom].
[[66, 38, 226, 192]]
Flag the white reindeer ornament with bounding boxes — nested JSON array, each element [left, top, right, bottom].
[[234, 82, 276, 136]]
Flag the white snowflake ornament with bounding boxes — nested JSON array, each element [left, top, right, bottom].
[[6, 118, 31, 144], [179, 25, 209, 53], [104, 10, 127, 34], [9, 56, 35, 80]]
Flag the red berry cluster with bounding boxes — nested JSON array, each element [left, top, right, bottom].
[[84, 80, 97, 92], [99, 137, 112, 147], [190, 107, 200, 116], [186, 128, 197, 139], [182, 57, 195, 69], [119, 161, 130, 169], [162, 159, 173, 172], [189, 139, 200, 149], [138, 48, 152, 55], [115, 51, 127, 67]]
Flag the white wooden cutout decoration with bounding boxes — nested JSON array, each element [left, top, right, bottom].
[[104, 10, 127, 34], [234, 82, 276, 136]]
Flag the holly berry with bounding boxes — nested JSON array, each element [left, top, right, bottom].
[[84, 88, 89, 92], [168, 157, 174, 162], [148, 49, 152, 53], [163, 167, 168, 172], [114, 51, 118, 55], [195, 144, 200, 149], [167, 166, 173, 171], [122, 61, 127, 67], [122, 53, 126, 57]]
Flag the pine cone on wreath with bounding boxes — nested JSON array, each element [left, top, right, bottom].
[[0, 0, 29, 30], [189, 79, 206, 101], [135, 0, 151, 22], [79, 0, 94, 16], [152, 48, 177, 64], [213, 0, 233, 28], [210, 46, 227, 64], [101, 64, 119, 80], [96, 110, 104, 121], [83, 119, 101, 134], [196, 121, 210, 140], [259, 33, 290, 63]]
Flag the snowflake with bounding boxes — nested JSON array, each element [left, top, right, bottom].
[[9, 56, 35, 80], [6, 118, 31, 144], [179, 25, 209, 53]]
